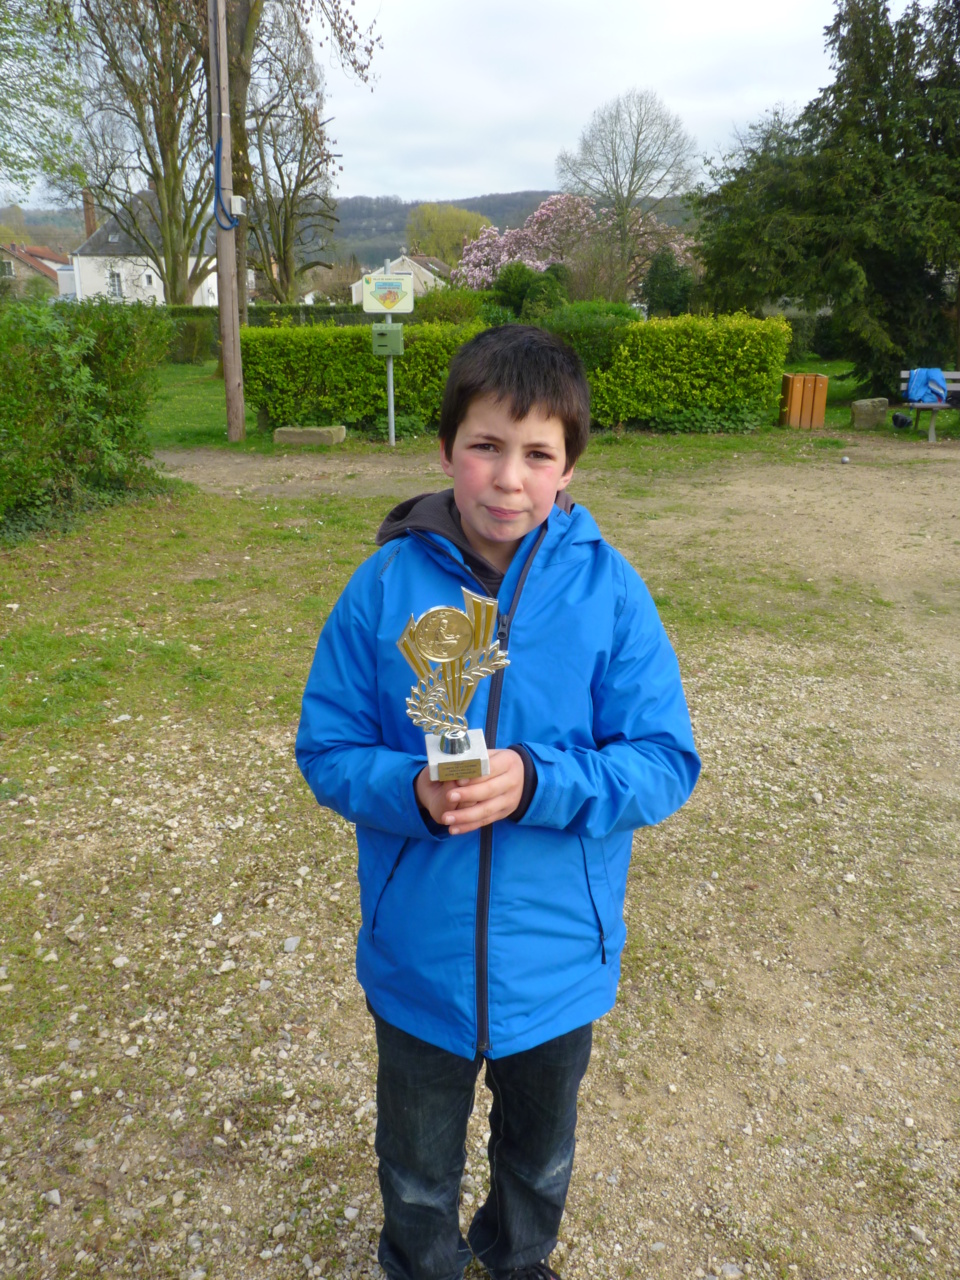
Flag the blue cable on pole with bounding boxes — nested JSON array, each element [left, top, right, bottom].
[[213, 135, 240, 232]]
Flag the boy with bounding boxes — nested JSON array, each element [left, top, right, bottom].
[[296, 325, 700, 1280]]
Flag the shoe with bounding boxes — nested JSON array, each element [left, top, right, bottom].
[[506, 1265, 562, 1280]]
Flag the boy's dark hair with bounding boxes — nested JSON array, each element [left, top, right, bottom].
[[439, 324, 591, 466]]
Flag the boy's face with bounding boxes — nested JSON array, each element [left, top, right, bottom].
[[440, 395, 575, 573]]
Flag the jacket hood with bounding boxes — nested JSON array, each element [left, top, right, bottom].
[[375, 487, 577, 596]]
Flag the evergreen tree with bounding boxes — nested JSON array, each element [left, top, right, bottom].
[[695, 0, 960, 392]]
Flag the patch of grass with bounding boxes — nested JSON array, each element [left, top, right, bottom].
[[146, 361, 442, 459], [2, 413, 957, 1280]]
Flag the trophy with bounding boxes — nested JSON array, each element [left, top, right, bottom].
[[397, 588, 509, 781]]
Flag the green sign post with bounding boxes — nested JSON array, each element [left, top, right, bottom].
[[362, 259, 415, 447]]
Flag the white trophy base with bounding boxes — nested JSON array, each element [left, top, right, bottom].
[[426, 730, 490, 782]]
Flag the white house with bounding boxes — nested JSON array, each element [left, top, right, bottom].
[[349, 254, 448, 306], [66, 196, 220, 306]]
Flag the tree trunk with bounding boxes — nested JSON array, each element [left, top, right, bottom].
[[226, 0, 264, 326]]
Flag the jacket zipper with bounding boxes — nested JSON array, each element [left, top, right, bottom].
[[370, 839, 409, 940], [580, 840, 608, 965], [474, 525, 549, 1052]]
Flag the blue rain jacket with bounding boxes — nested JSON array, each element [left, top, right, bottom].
[[296, 501, 700, 1059], [906, 368, 947, 403]]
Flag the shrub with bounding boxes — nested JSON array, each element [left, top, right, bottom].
[[73, 300, 172, 463], [246, 301, 369, 327], [784, 313, 817, 362], [368, 412, 428, 441], [812, 312, 847, 359], [241, 319, 486, 429], [591, 313, 791, 431], [640, 249, 695, 317], [409, 287, 484, 324], [0, 300, 171, 531], [519, 271, 568, 321], [169, 313, 219, 363], [492, 263, 542, 317], [539, 304, 637, 376], [478, 298, 514, 327]]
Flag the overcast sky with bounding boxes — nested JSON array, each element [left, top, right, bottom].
[[317, 0, 909, 203]]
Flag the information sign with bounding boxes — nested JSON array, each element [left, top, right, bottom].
[[361, 271, 415, 314]]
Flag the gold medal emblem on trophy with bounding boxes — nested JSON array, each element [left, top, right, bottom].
[[397, 588, 509, 781]]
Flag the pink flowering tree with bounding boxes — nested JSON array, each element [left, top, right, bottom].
[[453, 194, 597, 288], [454, 193, 694, 302]]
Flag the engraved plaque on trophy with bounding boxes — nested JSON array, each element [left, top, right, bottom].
[[397, 588, 509, 781]]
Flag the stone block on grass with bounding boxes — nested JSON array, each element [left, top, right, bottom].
[[850, 398, 888, 429], [273, 425, 346, 446]]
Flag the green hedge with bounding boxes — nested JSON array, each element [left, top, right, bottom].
[[0, 300, 172, 532], [241, 320, 487, 429], [240, 312, 791, 436], [166, 303, 379, 364], [539, 304, 637, 377], [591, 314, 791, 430]]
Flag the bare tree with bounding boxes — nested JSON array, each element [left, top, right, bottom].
[[179, 0, 379, 321], [55, 0, 214, 305], [246, 1, 337, 302], [556, 89, 696, 287]]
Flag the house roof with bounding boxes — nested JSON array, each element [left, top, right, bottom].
[[75, 192, 215, 258], [410, 254, 452, 279], [26, 245, 70, 266], [1, 243, 59, 282]]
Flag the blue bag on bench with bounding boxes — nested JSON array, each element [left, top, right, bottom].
[[906, 368, 947, 403]]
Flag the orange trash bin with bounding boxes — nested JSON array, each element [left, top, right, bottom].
[[779, 373, 828, 428]]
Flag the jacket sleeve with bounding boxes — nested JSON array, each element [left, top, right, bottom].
[[517, 559, 699, 839], [295, 554, 440, 839]]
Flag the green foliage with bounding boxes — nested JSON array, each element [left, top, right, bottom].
[[694, 1, 960, 393], [492, 263, 542, 317], [477, 298, 514, 327], [0, 1, 81, 193], [405, 203, 491, 266], [368, 412, 427, 441], [169, 314, 219, 364], [241, 320, 486, 428], [0, 299, 171, 532], [591, 313, 791, 430], [647, 404, 770, 433], [538, 304, 635, 376], [409, 287, 485, 324], [785, 314, 817, 362], [249, 302, 369, 326], [641, 249, 695, 316], [519, 271, 568, 321], [812, 312, 848, 360], [75, 300, 172, 439]]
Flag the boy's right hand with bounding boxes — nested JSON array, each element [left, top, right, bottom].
[[415, 767, 460, 828]]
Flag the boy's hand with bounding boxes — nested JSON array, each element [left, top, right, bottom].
[[438, 749, 525, 836], [415, 768, 461, 828]]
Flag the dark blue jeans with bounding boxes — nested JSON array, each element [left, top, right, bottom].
[[371, 1011, 592, 1280]]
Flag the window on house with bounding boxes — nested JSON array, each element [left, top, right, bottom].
[[107, 270, 123, 298], [145, 272, 153, 285], [108, 232, 119, 243], [0, 260, 13, 277]]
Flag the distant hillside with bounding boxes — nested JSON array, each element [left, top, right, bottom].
[[330, 191, 558, 269], [1, 204, 85, 252]]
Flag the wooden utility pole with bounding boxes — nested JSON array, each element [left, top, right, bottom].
[[207, 0, 246, 441]]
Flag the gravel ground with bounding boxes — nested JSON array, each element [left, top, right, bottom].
[[2, 433, 958, 1280]]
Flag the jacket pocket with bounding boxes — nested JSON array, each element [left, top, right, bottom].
[[370, 838, 409, 941], [580, 836, 615, 965]]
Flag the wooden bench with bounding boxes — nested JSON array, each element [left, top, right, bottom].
[[899, 370, 960, 442]]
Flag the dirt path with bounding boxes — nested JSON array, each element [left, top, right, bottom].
[[4, 434, 958, 1280], [157, 435, 960, 622]]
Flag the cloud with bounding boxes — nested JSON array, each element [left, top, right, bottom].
[[319, 0, 855, 199]]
